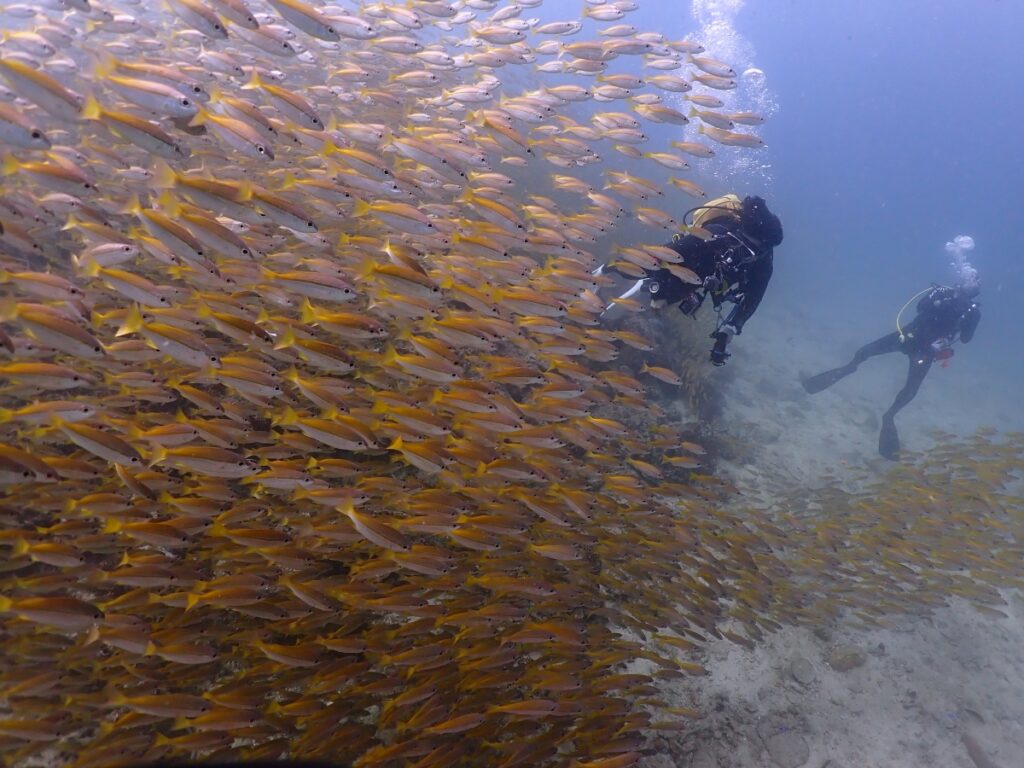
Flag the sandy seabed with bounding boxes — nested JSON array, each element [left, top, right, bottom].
[[643, 302, 1024, 768]]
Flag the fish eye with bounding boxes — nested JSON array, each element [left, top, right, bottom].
[[307, 221, 314, 227], [328, 26, 336, 34], [181, 98, 191, 107], [193, 86, 202, 93], [257, 146, 266, 154], [31, 130, 41, 138], [215, 23, 222, 30]]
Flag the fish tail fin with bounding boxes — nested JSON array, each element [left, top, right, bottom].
[[116, 303, 144, 337], [187, 105, 207, 128], [81, 94, 103, 121], [0, 298, 18, 322], [148, 444, 167, 468], [353, 199, 371, 218], [91, 51, 117, 80], [355, 256, 378, 282], [299, 298, 317, 324], [117, 194, 143, 217], [11, 538, 29, 558], [80, 258, 102, 278], [151, 159, 178, 191], [237, 180, 254, 201], [83, 623, 101, 646], [105, 687, 127, 706], [272, 327, 295, 351], [319, 139, 339, 158], [273, 405, 299, 427], [157, 190, 182, 216], [241, 68, 263, 91]]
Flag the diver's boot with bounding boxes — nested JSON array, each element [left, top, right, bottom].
[[801, 363, 856, 394], [878, 417, 900, 461]]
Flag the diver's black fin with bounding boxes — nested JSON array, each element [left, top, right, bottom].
[[801, 364, 855, 394], [878, 418, 900, 461]]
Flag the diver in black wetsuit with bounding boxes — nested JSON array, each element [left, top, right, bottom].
[[643, 195, 783, 366], [802, 284, 981, 460]]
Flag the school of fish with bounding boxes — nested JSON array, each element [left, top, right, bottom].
[[2, 0, 1019, 766]]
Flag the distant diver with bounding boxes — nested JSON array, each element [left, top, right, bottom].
[[803, 240, 981, 460], [596, 194, 783, 366]]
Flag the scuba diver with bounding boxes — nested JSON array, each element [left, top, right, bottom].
[[596, 194, 784, 366], [802, 236, 982, 460]]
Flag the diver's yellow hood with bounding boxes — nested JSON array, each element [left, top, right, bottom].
[[691, 193, 743, 229]]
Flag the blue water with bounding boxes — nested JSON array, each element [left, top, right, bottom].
[[653, 0, 1024, 435]]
